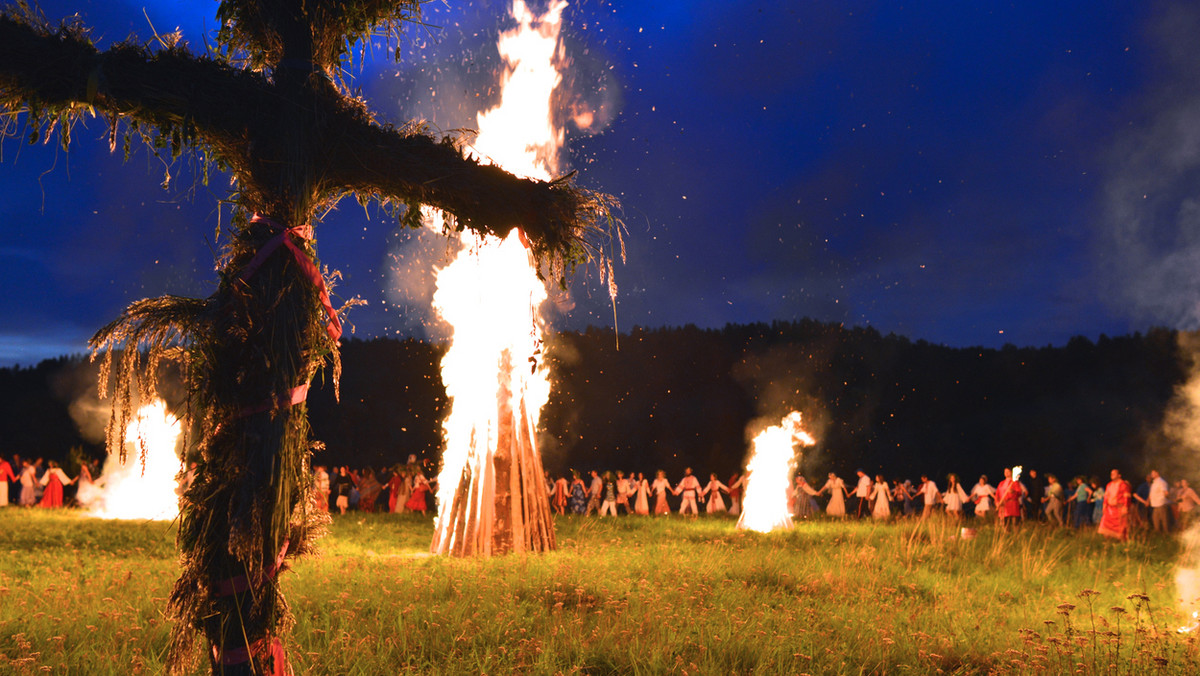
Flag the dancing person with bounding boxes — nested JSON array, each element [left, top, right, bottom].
[[405, 472, 430, 514], [585, 470, 603, 516], [1067, 476, 1092, 529], [1043, 474, 1065, 526], [852, 470, 872, 518], [1148, 470, 1171, 533], [38, 461, 75, 508], [969, 475, 995, 519], [616, 471, 632, 514], [698, 473, 727, 514], [943, 473, 969, 520], [821, 472, 847, 518], [651, 470, 673, 516], [792, 475, 819, 519], [870, 474, 891, 520], [1098, 469, 1131, 541], [892, 479, 912, 517], [1024, 469, 1044, 521], [599, 472, 619, 517], [358, 468, 381, 512], [389, 468, 410, 514], [919, 475, 939, 519], [0, 456, 14, 507], [1089, 477, 1105, 526], [17, 459, 37, 506], [552, 474, 569, 516], [727, 473, 745, 516], [633, 472, 651, 515], [1177, 479, 1200, 529], [996, 467, 1026, 529], [674, 467, 702, 516], [569, 471, 588, 515]]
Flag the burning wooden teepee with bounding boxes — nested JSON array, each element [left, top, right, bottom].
[[431, 346, 557, 556], [0, 2, 615, 674]]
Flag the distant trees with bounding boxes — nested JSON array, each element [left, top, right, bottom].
[[1, 323, 1187, 486]]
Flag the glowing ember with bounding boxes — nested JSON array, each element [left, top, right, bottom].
[[429, 0, 566, 556], [736, 411, 816, 533], [79, 400, 183, 520]]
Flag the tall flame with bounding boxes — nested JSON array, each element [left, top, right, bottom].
[[79, 400, 183, 520], [430, 0, 567, 555], [737, 411, 816, 533]]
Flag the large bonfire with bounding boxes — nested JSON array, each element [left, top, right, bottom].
[[430, 0, 574, 557]]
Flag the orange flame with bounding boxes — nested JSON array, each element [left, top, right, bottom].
[[430, 0, 568, 553], [79, 400, 183, 520], [737, 411, 816, 533]]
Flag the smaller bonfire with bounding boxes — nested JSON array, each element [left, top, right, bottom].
[[737, 411, 816, 534]]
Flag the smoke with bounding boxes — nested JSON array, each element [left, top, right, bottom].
[[1096, 4, 1200, 621], [384, 222, 460, 341], [1099, 2, 1200, 329], [732, 342, 832, 475]]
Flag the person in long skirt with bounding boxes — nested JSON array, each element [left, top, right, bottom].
[[0, 457, 15, 506], [1098, 469, 1131, 540], [405, 473, 430, 514], [819, 472, 847, 518], [870, 474, 891, 520], [702, 473, 729, 514], [793, 476, 819, 519], [568, 471, 588, 515], [969, 475, 996, 519], [552, 474, 569, 515], [387, 469, 408, 514], [17, 460, 37, 506], [727, 473, 745, 516], [942, 473, 969, 519], [651, 470, 672, 515], [633, 472, 651, 515], [38, 461, 75, 508]]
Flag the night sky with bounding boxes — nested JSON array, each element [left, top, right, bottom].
[[3, 0, 1200, 367]]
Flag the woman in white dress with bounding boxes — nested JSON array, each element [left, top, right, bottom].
[[969, 475, 996, 519], [820, 473, 847, 518], [870, 474, 891, 519], [701, 473, 729, 514], [942, 473, 969, 519]]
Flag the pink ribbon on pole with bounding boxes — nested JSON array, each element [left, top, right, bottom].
[[240, 214, 343, 342]]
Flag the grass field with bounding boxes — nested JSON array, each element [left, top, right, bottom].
[[1, 509, 1197, 675]]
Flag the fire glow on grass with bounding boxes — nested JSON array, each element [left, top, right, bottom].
[[429, 0, 566, 556], [79, 400, 182, 520], [737, 411, 816, 533]]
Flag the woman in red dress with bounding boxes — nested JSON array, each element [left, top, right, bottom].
[[1098, 469, 1131, 541], [39, 461, 75, 508], [406, 473, 431, 514]]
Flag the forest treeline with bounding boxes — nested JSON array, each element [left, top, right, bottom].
[[0, 320, 1190, 483]]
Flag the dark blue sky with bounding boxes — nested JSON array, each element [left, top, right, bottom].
[[4, 0, 1200, 366]]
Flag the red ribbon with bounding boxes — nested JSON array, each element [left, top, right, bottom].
[[240, 215, 343, 342], [212, 636, 290, 675], [216, 538, 291, 597]]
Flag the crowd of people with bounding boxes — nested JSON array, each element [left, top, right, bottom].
[[6, 448, 1198, 544], [309, 462, 436, 515], [0, 454, 99, 508], [544, 466, 1200, 541]]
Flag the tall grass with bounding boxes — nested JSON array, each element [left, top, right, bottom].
[[1, 509, 1196, 674]]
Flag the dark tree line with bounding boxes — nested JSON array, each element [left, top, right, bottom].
[[0, 322, 1188, 484]]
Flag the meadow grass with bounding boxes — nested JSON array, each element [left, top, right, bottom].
[[2, 509, 1198, 675]]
